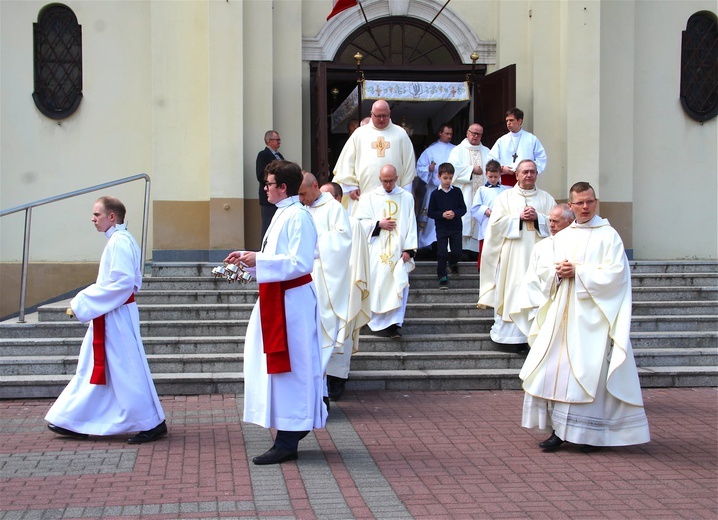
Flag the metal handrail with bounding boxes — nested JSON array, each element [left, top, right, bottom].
[[0, 173, 151, 322]]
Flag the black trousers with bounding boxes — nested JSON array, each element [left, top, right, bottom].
[[436, 231, 462, 278], [274, 430, 310, 452]]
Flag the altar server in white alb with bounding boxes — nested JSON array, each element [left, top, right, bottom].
[[488, 107, 547, 186], [511, 182, 650, 452], [354, 164, 417, 339], [298, 173, 354, 393], [477, 160, 556, 347], [225, 161, 327, 465], [416, 123, 455, 250], [448, 123, 490, 253], [333, 99, 416, 214], [46, 196, 167, 444]]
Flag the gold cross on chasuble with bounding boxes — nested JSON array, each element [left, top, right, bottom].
[[371, 136, 391, 157]]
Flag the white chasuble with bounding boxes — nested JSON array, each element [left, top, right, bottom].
[[487, 129, 548, 174], [333, 122, 416, 214], [448, 139, 490, 251], [45, 224, 165, 435], [354, 186, 417, 327], [478, 186, 555, 343], [243, 196, 327, 431], [307, 192, 354, 371], [512, 215, 649, 446], [327, 216, 371, 379]]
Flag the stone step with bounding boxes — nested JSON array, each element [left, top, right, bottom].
[[1, 364, 715, 400], [3, 347, 714, 378], [130, 286, 718, 305], [0, 330, 715, 358], [148, 260, 718, 277], [3, 311, 717, 339], [34, 297, 718, 324], [138, 271, 718, 291]]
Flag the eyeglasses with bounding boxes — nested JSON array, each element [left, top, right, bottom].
[[264, 182, 279, 188], [371, 113, 390, 119], [467, 130, 483, 137], [268, 138, 281, 142], [569, 200, 597, 207]]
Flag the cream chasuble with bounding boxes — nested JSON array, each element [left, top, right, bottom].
[[354, 186, 417, 326], [307, 192, 354, 371], [511, 215, 649, 447], [333, 122, 416, 214], [478, 185, 555, 343], [448, 139, 490, 251]]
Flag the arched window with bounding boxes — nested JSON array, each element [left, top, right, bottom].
[[680, 11, 717, 122], [33, 4, 83, 119], [334, 17, 462, 66]]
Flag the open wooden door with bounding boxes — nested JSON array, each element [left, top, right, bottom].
[[310, 62, 330, 183], [473, 64, 516, 185]]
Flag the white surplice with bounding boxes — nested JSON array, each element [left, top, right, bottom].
[[511, 215, 650, 447], [416, 140, 455, 248], [354, 185, 417, 330], [243, 196, 327, 431], [477, 185, 555, 343], [333, 121, 417, 214], [45, 224, 165, 435], [487, 129, 547, 174], [448, 139, 490, 252], [470, 183, 507, 242]]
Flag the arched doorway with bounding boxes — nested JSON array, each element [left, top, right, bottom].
[[309, 16, 515, 182]]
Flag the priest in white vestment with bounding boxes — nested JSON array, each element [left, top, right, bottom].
[[416, 123, 455, 249], [299, 173, 354, 392], [487, 107, 547, 186], [511, 183, 650, 451], [46, 196, 166, 444], [448, 123, 490, 252], [333, 99, 416, 214], [226, 161, 327, 465], [354, 164, 417, 339], [477, 160, 556, 346], [319, 183, 371, 400]]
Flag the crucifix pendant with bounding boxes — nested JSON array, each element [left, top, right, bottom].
[[512, 152, 518, 161]]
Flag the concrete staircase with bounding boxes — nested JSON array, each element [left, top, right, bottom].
[[1, 261, 716, 399]]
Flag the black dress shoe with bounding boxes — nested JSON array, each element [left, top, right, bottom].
[[48, 423, 88, 440], [127, 420, 168, 444], [581, 445, 603, 453], [539, 432, 564, 451], [515, 343, 529, 355], [387, 324, 402, 339], [252, 446, 298, 465], [327, 376, 347, 401]]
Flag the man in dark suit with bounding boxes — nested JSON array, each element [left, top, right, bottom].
[[256, 130, 285, 238]]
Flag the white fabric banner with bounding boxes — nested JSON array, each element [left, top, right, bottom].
[[363, 80, 470, 102]]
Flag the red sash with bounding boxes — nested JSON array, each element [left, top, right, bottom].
[[258, 274, 312, 374], [90, 293, 135, 385]]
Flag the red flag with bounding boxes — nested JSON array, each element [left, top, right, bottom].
[[327, 0, 358, 20]]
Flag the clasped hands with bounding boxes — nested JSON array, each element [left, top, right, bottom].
[[520, 206, 537, 221], [555, 260, 575, 280]]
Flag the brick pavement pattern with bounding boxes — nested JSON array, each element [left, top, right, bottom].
[[0, 388, 715, 519]]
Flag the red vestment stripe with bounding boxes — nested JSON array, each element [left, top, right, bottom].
[[258, 273, 313, 374], [90, 293, 135, 385]]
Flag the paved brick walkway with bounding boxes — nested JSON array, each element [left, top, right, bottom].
[[1, 388, 715, 519]]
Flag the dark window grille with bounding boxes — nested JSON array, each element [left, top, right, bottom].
[[680, 11, 718, 122], [33, 4, 83, 119]]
